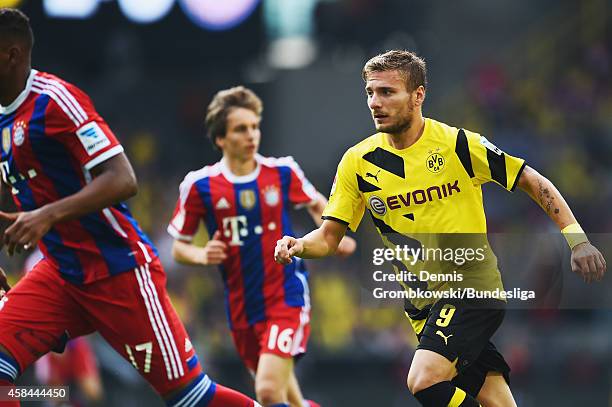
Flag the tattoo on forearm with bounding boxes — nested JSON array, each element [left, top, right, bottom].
[[537, 179, 560, 216]]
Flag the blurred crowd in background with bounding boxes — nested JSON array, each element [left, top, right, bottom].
[[2, 0, 611, 405]]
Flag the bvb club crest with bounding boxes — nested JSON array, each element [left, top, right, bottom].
[[426, 149, 445, 173], [1, 127, 10, 154], [239, 189, 257, 210], [263, 185, 280, 207]]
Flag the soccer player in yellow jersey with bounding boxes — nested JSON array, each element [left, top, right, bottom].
[[274, 50, 606, 407]]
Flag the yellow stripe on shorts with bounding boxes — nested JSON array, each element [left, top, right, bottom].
[[448, 387, 467, 407], [404, 311, 426, 335]]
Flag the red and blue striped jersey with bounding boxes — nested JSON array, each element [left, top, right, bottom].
[[0, 69, 157, 284], [168, 155, 318, 329]]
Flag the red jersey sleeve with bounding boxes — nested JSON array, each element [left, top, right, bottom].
[[167, 172, 207, 242], [37, 74, 124, 171], [282, 156, 319, 208]]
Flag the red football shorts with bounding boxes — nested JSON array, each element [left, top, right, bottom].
[[231, 305, 310, 373], [0, 258, 201, 395]]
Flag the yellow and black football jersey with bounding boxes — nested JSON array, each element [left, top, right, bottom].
[[322, 118, 526, 311]]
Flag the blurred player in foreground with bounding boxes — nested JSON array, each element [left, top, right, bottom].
[[0, 8, 259, 407], [35, 336, 103, 407], [275, 50, 606, 406], [21, 249, 104, 407], [168, 86, 356, 407]]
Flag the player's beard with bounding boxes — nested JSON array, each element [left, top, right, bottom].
[[377, 116, 412, 135], [374, 102, 415, 136]]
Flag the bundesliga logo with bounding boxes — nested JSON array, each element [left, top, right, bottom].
[[368, 195, 386, 215]]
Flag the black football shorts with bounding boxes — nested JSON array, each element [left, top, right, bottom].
[[406, 298, 511, 397]]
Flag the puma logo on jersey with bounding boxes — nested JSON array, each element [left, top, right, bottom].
[[365, 169, 381, 183], [436, 330, 453, 346]]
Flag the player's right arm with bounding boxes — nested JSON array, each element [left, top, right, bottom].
[[275, 149, 364, 264], [171, 231, 227, 266], [275, 219, 347, 264], [0, 153, 137, 255], [0, 79, 138, 255], [167, 171, 228, 266]]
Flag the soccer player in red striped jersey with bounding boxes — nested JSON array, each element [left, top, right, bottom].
[[168, 86, 356, 407], [0, 8, 259, 407]]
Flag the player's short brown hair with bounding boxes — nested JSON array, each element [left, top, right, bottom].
[[0, 8, 34, 49], [205, 86, 263, 147], [362, 50, 427, 91]]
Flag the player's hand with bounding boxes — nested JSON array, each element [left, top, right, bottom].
[[200, 230, 228, 265], [0, 266, 10, 298], [274, 236, 303, 265], [571, 242, 606, 283], [335, 236, 356, 258], [0, 209, 53, 256]]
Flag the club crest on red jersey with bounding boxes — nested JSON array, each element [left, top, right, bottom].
[[263, 185, 280, 207], [239, 189, 257, 210], [12, 121, 26, 147]]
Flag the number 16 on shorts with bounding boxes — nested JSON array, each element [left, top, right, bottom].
[[267, 325, 294, 354]]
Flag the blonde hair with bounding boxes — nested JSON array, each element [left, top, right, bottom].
[[362, 50, 427, 91]]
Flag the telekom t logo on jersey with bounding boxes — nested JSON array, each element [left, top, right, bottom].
[[222, 216, 278, 246], [222, 216, 248, 246]]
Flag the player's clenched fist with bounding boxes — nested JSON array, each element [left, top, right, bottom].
[[571, 242, 606, 284], [336, 236, 357, 258], [0, 209, 53, 256], [201, 230, 228, 265], [274, 236, 303, 265]]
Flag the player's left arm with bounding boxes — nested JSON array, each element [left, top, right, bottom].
[[0, 153, 137, 255], [305, 192, 356, 257], [517, 165, 606, 283]]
